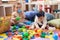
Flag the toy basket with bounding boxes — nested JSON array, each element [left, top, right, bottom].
[[0, 17, 11, 33]]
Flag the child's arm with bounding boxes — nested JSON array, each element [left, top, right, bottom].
[[41, 14, 47, 29]]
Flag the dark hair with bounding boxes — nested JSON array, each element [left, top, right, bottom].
[[36, 12, 45, 17], [16, 3, 21, 5]]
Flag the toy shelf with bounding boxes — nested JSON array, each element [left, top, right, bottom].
[[0, 4, 13, 17]]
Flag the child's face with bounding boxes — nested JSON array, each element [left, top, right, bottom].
[[38, 16, 44, 22], [15, 4, 21, 11]]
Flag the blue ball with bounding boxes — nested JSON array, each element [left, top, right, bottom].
[[53, 34, 58, 40], [31, 36, 35, 39], [16, 26, 19, 29], [24, 21, 32, 25]]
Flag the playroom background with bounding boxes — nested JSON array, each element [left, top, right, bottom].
[[0, 0, 60, 40]]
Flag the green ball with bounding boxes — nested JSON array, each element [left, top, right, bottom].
[[12, 25, 16, 30], [22, 26, 26, 28], [23, 32, 29, 37], [49, 32, 53, 35], [23, 38, 29, 40], [41, 32, 46, 38], [16, 16, 20, 21], [18, 28, 22, 32]]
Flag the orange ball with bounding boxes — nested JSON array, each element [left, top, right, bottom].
[[34, 29, 37, 32]]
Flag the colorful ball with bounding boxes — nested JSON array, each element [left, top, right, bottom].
[[16, 16, 20, 21], [34, 33, 40, 38], [23, 32, 29, 37], [45, 35, 49, 38], [58, 32, 60, 37], [53, 34, 58, 40], [22, 26, 26, 28], [25, 25, 30, 29], [41, 32, 46, 38], [23, 38, 29, 40], [12, 25, 16, 30], [18, 28, 22, 32]]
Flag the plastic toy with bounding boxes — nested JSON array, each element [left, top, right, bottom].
[[41, 32, 46, 38], [12, 25, 16, 30], [53, 34, 58, 40], [31, 36, 35, 39], [34, 33, 40, 38], [16, 16, 21, 21], [23, 38, 29, 40], [8, 32, 12, 37], [45, 35, 49, 38], [23, 32, 29, 38], [22, 29, 26, 32], [22, 26, 26, 28], [18, 28, 22, 32], [58, 32, 60, 37], [25, 25, 30, 29], [24, 21, 32, 25], [49, 35, 54, 40]]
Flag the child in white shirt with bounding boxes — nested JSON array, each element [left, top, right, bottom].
[[31, 12, 47, 29]]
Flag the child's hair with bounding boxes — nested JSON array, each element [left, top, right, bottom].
[[36, 12, 45, 17], [16, 2, 21, 5]]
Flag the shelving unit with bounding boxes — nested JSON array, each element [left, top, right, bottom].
[[0, 4, 13, 17]]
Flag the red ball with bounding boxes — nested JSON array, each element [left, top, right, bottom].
[[20, 38, 22, 40], [26, 26, 30, 29], [34, 33, 40, 38], [58, 32, 60, 37]]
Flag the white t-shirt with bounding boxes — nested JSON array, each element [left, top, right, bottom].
[[31, 14, 47, 29]]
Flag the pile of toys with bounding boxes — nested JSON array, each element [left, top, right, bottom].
[[2, 25, 60, 40]]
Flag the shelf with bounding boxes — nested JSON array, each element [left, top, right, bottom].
[[0, 6, 4, 17], [0, 4, 13, 17]]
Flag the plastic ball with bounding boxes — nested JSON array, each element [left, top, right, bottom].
[[31, 36, 35, 39], [23, 32, 29, 37], [34, 33, 40, 38], [41, 32, 46, 38], [22, 26, 26, 28], [22, 29, 26, 32], [16, 16, 21, 21], [34, 29, 38, 32], [16, 26, 19, 29], [18, 28, 22, 32], [37, 29, 42, 33], [24, 21, 32, 25], [53, 34, 58, 40], [45, 35, 49, 38], [12, 25, 16, 30], [49, 32, 53, 35], [23, 38, 29, 40], [58, 32, 60, 37], [25, 25, 30, 29]]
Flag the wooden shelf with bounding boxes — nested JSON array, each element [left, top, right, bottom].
[[0, 4, 13, 17]]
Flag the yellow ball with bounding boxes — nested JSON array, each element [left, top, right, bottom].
[[1, 17, 4, 20], [45, 35, 49, 38], [50, 38, 54, 40], [23, 29, 26, 32], [37, 29, 42, 33]]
